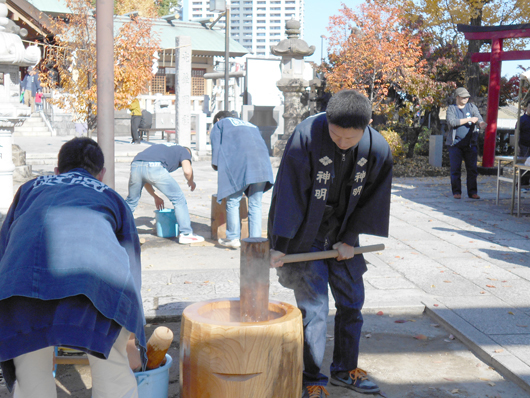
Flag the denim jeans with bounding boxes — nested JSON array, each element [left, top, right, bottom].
[[278, 242, 365, 387], [225, 182, 266, 240], [125, 161, 192, 235], [448, 144, 478, 197]]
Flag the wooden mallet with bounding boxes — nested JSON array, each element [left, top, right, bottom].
[[239, 238, 385, 322]]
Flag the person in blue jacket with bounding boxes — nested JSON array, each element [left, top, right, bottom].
[[210, 111, 274, 248], [0, 137, 146, 397], [21, 66, 42, 114], [268, 90, 393, 398]]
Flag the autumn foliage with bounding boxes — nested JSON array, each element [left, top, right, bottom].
[[323, 1, 424, 112], [40, 0, 160, 131], [394, 0, 530, 52], [322, 0, 456, 158]]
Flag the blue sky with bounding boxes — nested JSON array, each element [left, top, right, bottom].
[[302, 0, 528, 79]]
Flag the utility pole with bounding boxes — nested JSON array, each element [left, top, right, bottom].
[[224, 3, 230, 111], [96, 0, 115, 188], [320, 35, 325, 63]]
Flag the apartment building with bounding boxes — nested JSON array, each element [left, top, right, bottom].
[[183, 0, 304, 57]]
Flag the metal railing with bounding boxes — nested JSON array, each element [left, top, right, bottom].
[[40, 93, 56, 136]]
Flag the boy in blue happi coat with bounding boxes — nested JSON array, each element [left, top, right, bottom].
[[0, 137, 146, 398], [210, 111, 274, 248], [268, 90, 393, 397]]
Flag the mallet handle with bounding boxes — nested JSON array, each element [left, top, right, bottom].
[[281, 244, 385, 264]]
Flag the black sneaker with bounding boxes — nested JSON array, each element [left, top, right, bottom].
[[330, 368, 380, 394], [301, 385, 329, 398]]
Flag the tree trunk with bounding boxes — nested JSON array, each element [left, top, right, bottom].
[[405, 126, 422, 159], [429, 107, 442, 135], [464, 9, 484, 100], [87, 103, 97, 138]]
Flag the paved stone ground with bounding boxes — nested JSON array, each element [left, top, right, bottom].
[[7, 313, 529, 398], [2, 135, 530, 397]]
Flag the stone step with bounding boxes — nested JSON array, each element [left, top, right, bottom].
[[13, 130, 51, 137], [14, 133, 52, 138], [14, 113, 52, 137], [26, 158, 57, 165], [20, 117, 46, 125], [15, 126, 49, 133]]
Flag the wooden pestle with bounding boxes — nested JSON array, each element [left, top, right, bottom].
[[240, 237, 270, 322], [239, 240, 385, 323], [281, 243, 385, 264], [146, 326, 174, 369]]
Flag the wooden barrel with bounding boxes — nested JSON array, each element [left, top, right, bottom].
[[180, 299, 303, 398]]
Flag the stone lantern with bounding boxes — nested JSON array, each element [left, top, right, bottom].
[[0, 0, 40, 213], [270, 19, 315, 157]]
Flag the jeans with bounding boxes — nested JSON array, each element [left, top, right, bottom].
[[13, 328, 137, 398], [278, 242, 365, 386], [125, 161, 192, 235], [448, 144, 478, 197], [225, 182, 266, 240]]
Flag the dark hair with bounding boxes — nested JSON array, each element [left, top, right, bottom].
[[57, 137, 104, 177], [213, 111, 236, 124], [326, 89, 372, 129]]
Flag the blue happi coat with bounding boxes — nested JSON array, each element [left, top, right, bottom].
[[0, 169, 146, 361], [210, 117, 274, 201], [268, 113, 393, 281]]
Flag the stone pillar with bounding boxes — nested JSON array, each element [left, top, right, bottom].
[[0, 1, 40, 213], [271, 105, 283, 152], [429, 135, 443, 168], [270, 20, 315, 158], [175, 36, 192, 148], [273, 85, 308, 157], [0, 127, 15, 211], [194, 112, 208, 156], [0, 70, 37, 212], [12, 144, 32, 180]]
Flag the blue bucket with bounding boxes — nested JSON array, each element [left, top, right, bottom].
[[135, 354, 173, 398], [154, 209, 178, 238]]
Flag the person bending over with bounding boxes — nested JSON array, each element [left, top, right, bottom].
[[210, 111, 274, 248], [0, 137, 146, 397], [125, 143, 204, 244]]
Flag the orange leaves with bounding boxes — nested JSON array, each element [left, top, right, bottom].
[[323, 1, 423, 113], [40, 0, 161, 121], [322, 0, 455, 134]]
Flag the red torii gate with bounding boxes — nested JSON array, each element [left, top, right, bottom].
[[458, 24, 530, 168]]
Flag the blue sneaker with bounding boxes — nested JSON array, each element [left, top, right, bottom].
[[301, 385, 329, 398], [330, 368, 380, 394]]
